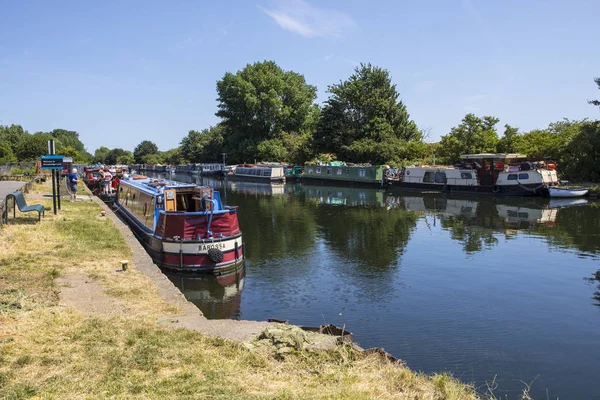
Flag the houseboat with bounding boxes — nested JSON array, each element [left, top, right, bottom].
[[386, 153, 559, 196], [175, 164, 192, 173], [302, 162, 386, 187], [227, 164, 285, 182], [115, 176, 244, 272], [285, 165, 303, 181], [199, 163, 224, 176]]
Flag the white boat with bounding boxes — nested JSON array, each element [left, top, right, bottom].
[[548, 187, 588, 198]]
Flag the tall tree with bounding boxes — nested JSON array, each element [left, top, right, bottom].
[[133, 140, 159, 164], [589, 77, 600, 108], [0, 142, 17, 164], [437, 114, 500, 163], [0, 124, 27, 154], [180, 126, 224, 163], [496, 124, 521, 153], [216, 61, 318, 163], [15, 132, 53, 161], [93, 146, 110, 164], [315, 63, 421, 165], [105, 148, 132, 165], [51, 129, 87, 154]]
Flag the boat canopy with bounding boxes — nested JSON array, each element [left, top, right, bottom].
[[460, 153, 528, 160]]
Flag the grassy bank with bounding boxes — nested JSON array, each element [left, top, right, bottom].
[[0, 181, 482, 399]]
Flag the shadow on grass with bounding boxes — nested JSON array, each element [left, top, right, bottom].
[[3, 217, 42, 226]]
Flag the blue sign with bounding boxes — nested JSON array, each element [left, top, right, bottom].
[[41, 155, 64, 170]]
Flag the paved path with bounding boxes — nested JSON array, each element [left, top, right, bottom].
[[0, 181, 26, 208]]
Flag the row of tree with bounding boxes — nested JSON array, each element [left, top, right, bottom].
[[0, 126, 91, 164], [4, 60, 599, 181]]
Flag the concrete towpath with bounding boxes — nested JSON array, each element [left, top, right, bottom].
[[0, 181, 26, 208]]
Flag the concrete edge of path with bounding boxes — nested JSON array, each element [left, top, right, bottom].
[[83, 185, 270, 342]]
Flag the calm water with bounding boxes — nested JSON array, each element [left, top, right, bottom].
[[156, 173, 600, 399]]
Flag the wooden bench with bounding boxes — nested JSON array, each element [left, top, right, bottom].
[[3, 191, 45, 224]]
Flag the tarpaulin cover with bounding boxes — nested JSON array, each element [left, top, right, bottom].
[[156, 211, 240, 239]]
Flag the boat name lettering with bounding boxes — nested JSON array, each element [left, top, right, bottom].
[[199, 243, 227, 251]]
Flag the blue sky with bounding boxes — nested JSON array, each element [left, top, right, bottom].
[[1, 0, 598, 154]]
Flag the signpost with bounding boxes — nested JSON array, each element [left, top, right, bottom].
[[41, 140, 63, 215]]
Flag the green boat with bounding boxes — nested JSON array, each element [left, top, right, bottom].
[[302, 163, 386, 187]]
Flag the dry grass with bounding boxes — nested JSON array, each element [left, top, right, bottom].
[[0, 181, 484, 399], [0, 310, 481, 400]]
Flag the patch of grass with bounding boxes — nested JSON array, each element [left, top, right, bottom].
[[0, 180, 487, 399], [0, 311, 481, 399]]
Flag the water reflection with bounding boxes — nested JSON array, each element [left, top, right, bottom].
[[163, 266, 245, 319], [147, 172, 600, 398]]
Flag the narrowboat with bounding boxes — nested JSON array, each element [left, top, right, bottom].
[[115, 176, 244, 272], [302, 162, 386, 187], [175, 164, 192, 173], [189, 164, 202, 175], [386, 154, 559, 196], [227, 164, 285, 182], [199, 163, 224, 176], [285, 165, 303, 181]]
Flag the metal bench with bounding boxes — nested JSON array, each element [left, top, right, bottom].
[[3, 191, 45, 223]]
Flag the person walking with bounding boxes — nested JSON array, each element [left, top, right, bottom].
[[69, 168, 79, 202]]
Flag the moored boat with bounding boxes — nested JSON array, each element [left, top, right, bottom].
[[302, 162, 386, 187], [199, 163, 224, 176], [226, 164, 285, 182], [115, 176, 244, 272], [548, 186, 589, 198], [386, 153, 559, 196]]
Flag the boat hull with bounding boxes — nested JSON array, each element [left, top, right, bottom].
[[116, 204, 244, 272], [385, 180, 549, 196], [548, 187, 589, 198]]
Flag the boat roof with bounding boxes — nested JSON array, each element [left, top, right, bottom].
[[120, 176, 198, 195], [460, 153, 528, 160]]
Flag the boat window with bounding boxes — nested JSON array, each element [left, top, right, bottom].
[[308, 167, 313, 174], [346, 168, 350, 175], [358, 169, 366, 177], [434, 172, 447, 184], [316, 167, 321, 174], [461, 172, 473, 179], [327, 168, 332, 175], [337, 168, 343, 175], [518, 173, 529, 180], [423, 172, 434, 183], [507, 174, 518, 180], [264, 169, 271, 177]]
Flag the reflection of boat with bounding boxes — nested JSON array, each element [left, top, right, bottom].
[[115, 176, 244, 272], [302, 185, 384, 206], [548, 187, 589, 198], [164, 266, 245, 320], [548, 198, 589, 208], [387, 153, 559, 196]]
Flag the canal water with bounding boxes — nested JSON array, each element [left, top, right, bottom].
[[157, 173, 600, 399]]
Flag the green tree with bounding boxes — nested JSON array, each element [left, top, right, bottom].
[[0, 124, 27, 154], [15, 132, 53, 161], [0, 142, 17, 164], [57, 145, 87, 163], [589, 77, 600, 108], [142, 153, 162, 165], [437, 114, 500, 163], [216, 60, 318, 163], [557, 120, 600, 181], [105, 148, 132, 165], [134, 140, 159, 164], [161, 148, 185, 165], [51, 129, 87, 155], [496, 124, 521, 153], [116, 152, 135, 165], [315, 63, 420, 165], [180, 125, 224, 163], [93, 146, 110, 164]]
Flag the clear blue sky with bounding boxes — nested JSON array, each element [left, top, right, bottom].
[[1, 0, 598, 154]]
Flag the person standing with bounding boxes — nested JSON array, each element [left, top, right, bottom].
[[103, 169, 113, 194], [69, 168, 79, 202]]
